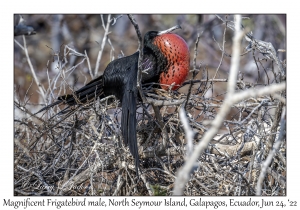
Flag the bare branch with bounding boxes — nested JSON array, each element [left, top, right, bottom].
[[94, 14, 112, 78], [173, 15, 244, 195]]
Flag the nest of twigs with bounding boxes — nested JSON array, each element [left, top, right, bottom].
[[14, 14, 286, 196]]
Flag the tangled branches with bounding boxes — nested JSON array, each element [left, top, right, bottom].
[[14, 14, 286, 196]]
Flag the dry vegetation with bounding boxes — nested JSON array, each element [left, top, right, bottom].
[[14, 14, 286, 196]]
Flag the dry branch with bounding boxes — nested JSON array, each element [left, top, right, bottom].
[[14, 14, 286, 196]]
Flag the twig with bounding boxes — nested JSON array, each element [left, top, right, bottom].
[[173, 15, 244, 195], [152, 104, 168, 148], [18, 36, 46, 102], [140, 173, 153, 196], [256, 108, 286, 195], [94, 14, 112, 78], [127, 14, 147, 103], [185, 32, 202, 110], [213, 17, 227, 79], [179, 105, 195, 158]]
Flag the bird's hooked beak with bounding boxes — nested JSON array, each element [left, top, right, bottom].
[[157, 25, 182, 35]]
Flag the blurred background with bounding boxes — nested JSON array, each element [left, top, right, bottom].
[[14, 14, 286, 114]]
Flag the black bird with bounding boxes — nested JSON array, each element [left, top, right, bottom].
[[37, 25, 190, 175], [14, 15, 36, 36]]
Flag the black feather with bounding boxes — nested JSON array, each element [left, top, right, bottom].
[[103, 52, 139, 175], [35, 28, 178, 177]]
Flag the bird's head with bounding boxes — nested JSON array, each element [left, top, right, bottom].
[[143, 25, 182, 49]]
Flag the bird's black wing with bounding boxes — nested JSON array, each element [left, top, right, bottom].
[[103, 52, 139, 175]]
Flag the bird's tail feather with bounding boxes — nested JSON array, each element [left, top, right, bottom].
[[121, 82, 139, 176]]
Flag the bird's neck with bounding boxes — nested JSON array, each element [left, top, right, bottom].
[[143, 45, 169, 74]]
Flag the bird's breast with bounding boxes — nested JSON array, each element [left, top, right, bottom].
[[154, 34, 190, 90]]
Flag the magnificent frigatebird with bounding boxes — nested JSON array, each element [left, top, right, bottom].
[[37, 25, 190, 175]]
